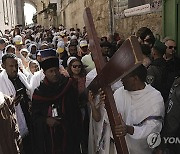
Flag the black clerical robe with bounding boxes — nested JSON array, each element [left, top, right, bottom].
[[32, 76, 82, 154]]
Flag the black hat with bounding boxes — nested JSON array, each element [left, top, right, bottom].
[[40, 48, 56, 59], [40, 57, 59, 71]]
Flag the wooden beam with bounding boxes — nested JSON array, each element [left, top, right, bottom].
[[83, 7, 143, 154]]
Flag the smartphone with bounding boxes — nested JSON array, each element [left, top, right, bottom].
[[16, 88, 23, 96]]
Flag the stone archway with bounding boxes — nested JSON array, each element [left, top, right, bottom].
[[24, 0, 37, 25], [24, 0, 37, 10]]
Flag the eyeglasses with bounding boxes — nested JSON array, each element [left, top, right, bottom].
[[168, 46, 177, 50], [72, 65, 81, 68]]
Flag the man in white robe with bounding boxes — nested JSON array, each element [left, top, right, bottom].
[[0, 53, 32, 153], [0, 54, 30, 137], [113, 65, 165, 154]]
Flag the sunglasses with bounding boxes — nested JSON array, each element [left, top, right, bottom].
[[72, 65, 81, 68], [168, 46, 177, 50]]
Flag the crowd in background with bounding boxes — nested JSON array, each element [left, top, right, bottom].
[[0, 23, 180, 154]]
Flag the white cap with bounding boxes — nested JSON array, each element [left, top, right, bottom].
[[13, 35, 23, 45], [67, 56, 77, 66], [60, 31, 65, 36], [71, 35, 77, 40], [56, 41, 65, 53], [80, 40, 88, 47]]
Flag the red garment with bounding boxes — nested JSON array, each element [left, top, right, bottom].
[[76, 76, 86, 94]]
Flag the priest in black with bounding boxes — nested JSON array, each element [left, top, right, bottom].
[[32, 56, 82, 154]]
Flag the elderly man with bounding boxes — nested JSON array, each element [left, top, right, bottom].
[[163, 38, 180, 102], [32, 54, 82, 154]]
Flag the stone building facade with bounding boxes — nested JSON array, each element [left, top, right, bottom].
[[33, 0, 163, 39], [83, 0, 162, 38], [15, 0, 25, 26], [114, 12, 162, 39], [0, 0, 18, 34], [57, 0, 85, 30]]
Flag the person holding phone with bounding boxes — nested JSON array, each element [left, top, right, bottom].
[[0, 53, 33, 154]]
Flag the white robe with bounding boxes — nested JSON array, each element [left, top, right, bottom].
[[113, 84, 165, 154], [0, 70, 30, 138], [87, 68, 121, 154], [0, 92, 5, 108], [29, 69, 45, 98], [88, 97, 117, 154]]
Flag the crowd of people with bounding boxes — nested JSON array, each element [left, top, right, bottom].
[[0, 24, 180, 154]]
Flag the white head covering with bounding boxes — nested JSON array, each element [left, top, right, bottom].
[[28, 43, 37, 53], [4, 44, 16, 54], [20, 48, 29, 54], [67, 56, 77, 66], [25, 39, 31, 45]]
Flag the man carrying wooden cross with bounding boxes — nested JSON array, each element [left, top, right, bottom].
[[84, 7, 164, 154]]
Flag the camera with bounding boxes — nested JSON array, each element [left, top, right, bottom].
[[16, 88, 23, 96]]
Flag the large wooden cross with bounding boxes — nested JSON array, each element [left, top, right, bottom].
[[83, 7, 143, 154]]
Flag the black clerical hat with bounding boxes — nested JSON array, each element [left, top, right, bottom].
[[40, 48, 56, 59], [40, 57, 59, 71]]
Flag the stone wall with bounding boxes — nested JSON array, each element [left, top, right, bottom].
[[84, 0, 110, 37], [114, 12, 162, 39], [35, 0, 163, 39], [0, 0, 17, 33], [57, 0, 85, 30], [84, 0, 162, 39], [36, 0, 52, 28], [15, 0, 25, 26], [57, 0, 110, 36]]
